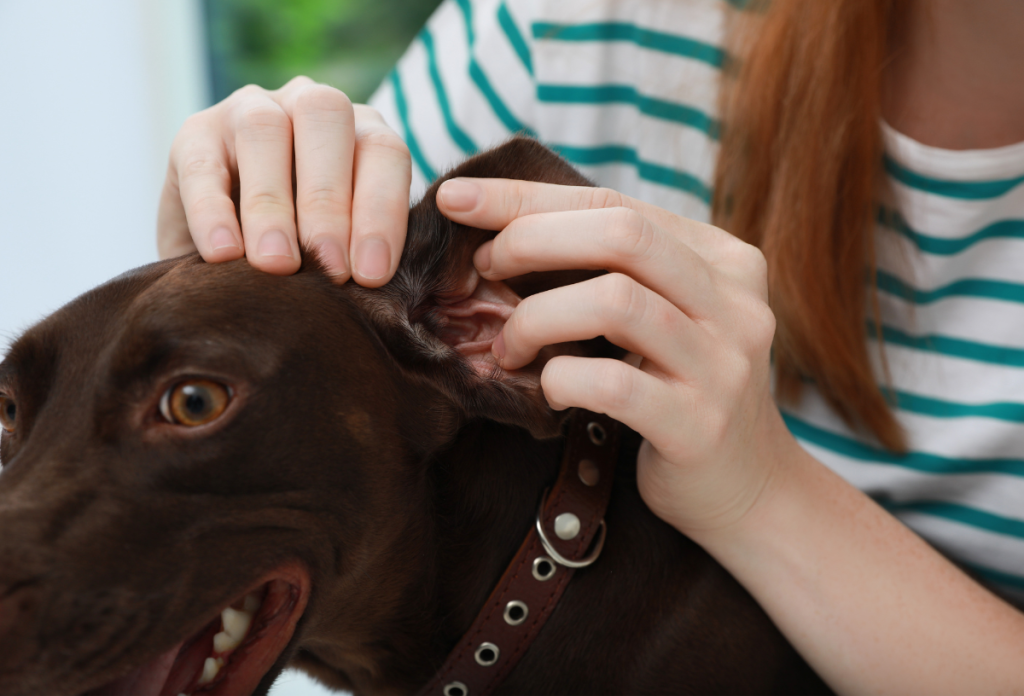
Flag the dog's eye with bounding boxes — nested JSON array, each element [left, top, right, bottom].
[[0, 395, 14, 432], [159, 380, 231, 427]]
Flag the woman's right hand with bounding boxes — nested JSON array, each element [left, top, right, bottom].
[[157, 76, 412, 287]]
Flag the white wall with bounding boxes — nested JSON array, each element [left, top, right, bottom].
[[0, 0, 207, 352], [0, 3, 338, 694]]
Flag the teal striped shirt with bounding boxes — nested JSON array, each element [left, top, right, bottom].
[[370, 0, 1024, 604]]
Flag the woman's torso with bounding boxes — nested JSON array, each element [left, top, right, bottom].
[[370, 0, 1024, 604]]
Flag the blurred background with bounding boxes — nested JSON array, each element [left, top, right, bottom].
[[206, 0, 439, 104], [0, 0, 440, 350], [0, 0, 439, 693]]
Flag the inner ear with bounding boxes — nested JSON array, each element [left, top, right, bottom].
[[434, 272, 519, 377], [347, 137, 620, 439]]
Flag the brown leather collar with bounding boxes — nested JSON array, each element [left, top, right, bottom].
[[417, 410, 621, 696]]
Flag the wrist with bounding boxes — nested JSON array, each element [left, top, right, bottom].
[[681, 405, 816, 554]]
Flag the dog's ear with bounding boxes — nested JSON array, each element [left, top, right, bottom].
[[348, 137, 613, 439]]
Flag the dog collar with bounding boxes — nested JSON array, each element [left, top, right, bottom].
[[417, 410, 621, 696]]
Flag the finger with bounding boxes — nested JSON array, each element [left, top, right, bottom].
[[279, 83, 356, 280], [231, 95, 301, 274], [474, 207, 720, 321], [437, 177, 767, 294], [348, 105, 411, 287], [541, 357, 684, 452], [437, 177, 722, 256], [163, 113, 244, 262], [157, 172, 197, 260], [497, 273, 709, 373]]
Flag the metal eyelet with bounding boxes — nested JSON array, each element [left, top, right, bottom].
[[587, 421, 607, 446], [504, 600, 528, 626], [443, 681, 468, 696], [532, 556, 556, 581], [474, 642, 500, 666], [578, 458, 600, 486]]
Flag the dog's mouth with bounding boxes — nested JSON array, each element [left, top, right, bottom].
[[83, 563, 310, 696]]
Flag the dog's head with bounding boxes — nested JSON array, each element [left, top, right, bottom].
[[0, 139, 605, 696]]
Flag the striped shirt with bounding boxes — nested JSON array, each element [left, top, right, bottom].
[[369, 0, 1024, 604]]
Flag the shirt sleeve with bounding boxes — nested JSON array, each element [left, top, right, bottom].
[[369, 0, 539, 200]]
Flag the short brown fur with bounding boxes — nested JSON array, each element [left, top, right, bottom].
[[0, 139, 829, 695]]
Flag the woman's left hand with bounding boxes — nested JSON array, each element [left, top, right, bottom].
[[436, 177, 794, 538]]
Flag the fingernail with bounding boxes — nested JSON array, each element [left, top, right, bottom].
[[438, 179, 480, 212], [474, 241, 493, 275], [492, 331, 506, 362], [210, 226, 239, 251], [355, 237, 391, 280], [313, 237, 348, 277], [257, 230, 293, 258]]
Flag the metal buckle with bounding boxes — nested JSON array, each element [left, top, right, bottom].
[[534, 489, 607, 569]]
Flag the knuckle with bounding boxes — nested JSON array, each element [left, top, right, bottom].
[[299, 185, 348, 217], [232, 83, 269, 101], [497, 223, 531, 265], [243, 187, 292, 215], [733, 239, 768, 281], [747, 300, 777, 351], [506, 300, 531, 342], [178, 109, 213, 136], [585, 186, 627, 210], [180, 155, 230, 183], [293, 84, 353, 121], [502, 181, 533, 221], [280, 75, 316, 91], [353, 103, 384, 123], [718, 236, 769, 290], [236, 103, 291, 139], [715, 348, 755, 401], [170, 111, 216, 160], [186, 191, 232, 218], [743, 242, 769, 278], [597, 273, 645, 324], [357, 128, 410, 161], [603, 207, 654, 260], [591, 361, 635, 412]]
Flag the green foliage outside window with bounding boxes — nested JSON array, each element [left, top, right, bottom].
[[204, 0, 443, 104]]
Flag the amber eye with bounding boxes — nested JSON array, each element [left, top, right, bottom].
[[0, 395, 15, 433], [159, 380, 231, 427]]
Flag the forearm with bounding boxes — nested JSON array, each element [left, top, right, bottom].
[[690, 419, 1024, 695]]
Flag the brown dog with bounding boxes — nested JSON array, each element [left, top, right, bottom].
[[0, 139, 829, 695]]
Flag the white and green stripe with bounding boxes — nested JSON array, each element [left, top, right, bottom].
[[371, 0, 1024, 603]]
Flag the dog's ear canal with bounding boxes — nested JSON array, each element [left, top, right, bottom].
[[351, 137, 613, 439]]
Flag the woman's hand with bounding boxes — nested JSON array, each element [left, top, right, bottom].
[[436, 177, 793, 536], [157, 77, 412, 287]]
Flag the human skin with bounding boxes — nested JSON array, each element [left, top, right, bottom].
[[883, 0, 1024, 150], [436, 176, 1024, 694], [159, 1, 1024, 692], [157, 77, 412, 287]]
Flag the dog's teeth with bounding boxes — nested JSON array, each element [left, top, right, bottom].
[[209, 598, 261, 660], [197, 657, 224, 685], [221, 606, 253, 641], [213, 629, 241, 653], [243, 593, 261, 614], [213, 603, 256, 653]]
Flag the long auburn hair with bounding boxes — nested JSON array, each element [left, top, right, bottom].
[[714, 0, 908, 451]]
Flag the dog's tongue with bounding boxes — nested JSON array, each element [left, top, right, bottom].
[[99, 642, 182, 696]]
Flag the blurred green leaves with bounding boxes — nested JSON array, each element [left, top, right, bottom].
[[205, 0, 442, 104]]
